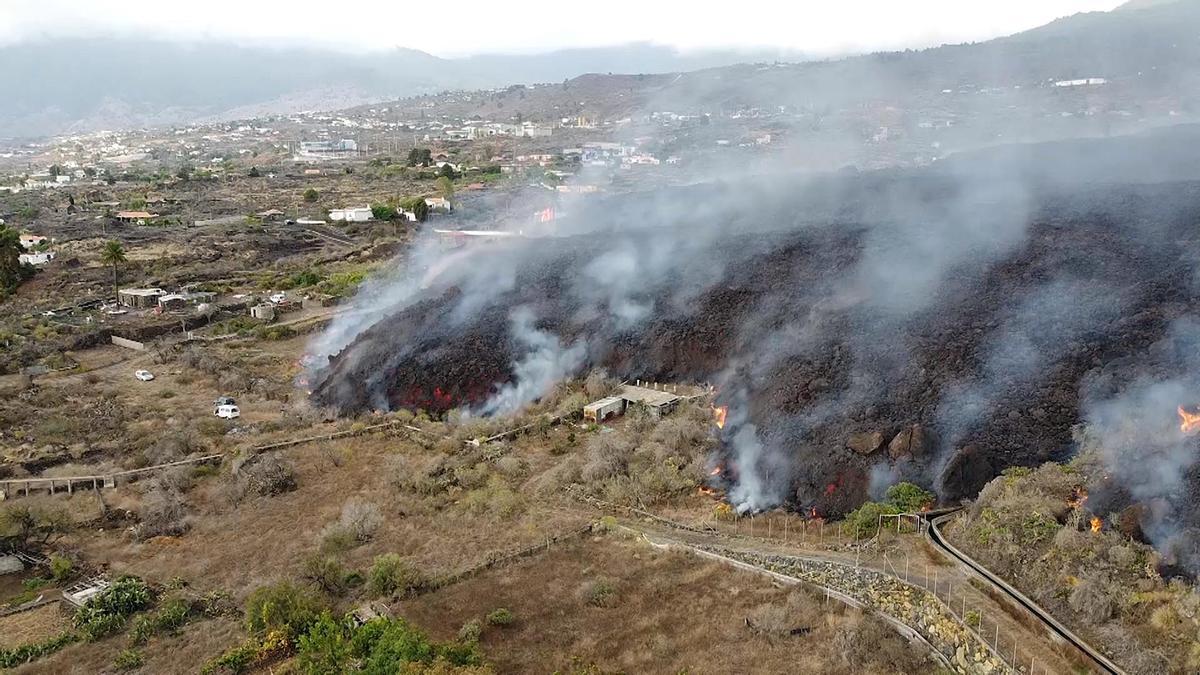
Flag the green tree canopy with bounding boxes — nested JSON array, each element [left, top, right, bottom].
[[0, 225, 34, 295], [303, 187, 319, 202], [100, 240, 126, 296]]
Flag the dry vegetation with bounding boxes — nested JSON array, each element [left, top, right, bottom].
[[949, 434, 1200, 675], [399, 535, 935, 674], [1, 321, 924, 674]]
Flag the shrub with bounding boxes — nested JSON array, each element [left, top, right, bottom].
[[73, 576, 154, 641], [367, 553, 423, 598], [113, 648, 144, 670], [840, 501, 901, 538], [49, 554, 74, 582], [302, 556, 348, 596], [232, 454, 297, 500], [338, 498, 382, 543], [303, 188, 319, 202], [0, 632, 77, 669], [297, 612, 354, 675], [131, 596, 195, 644], [244, 582, 324, 642], [457, 619, 482, 643], [884, 482, 935, 512], [134, 485, 190, 540], [582, 578, 617, 608], [486, 607, 514, 626]]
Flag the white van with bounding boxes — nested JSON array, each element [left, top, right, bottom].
[[215, 404, 241, 419]]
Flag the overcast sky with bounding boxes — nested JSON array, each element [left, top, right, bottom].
[[1, 0, 1126, 57]]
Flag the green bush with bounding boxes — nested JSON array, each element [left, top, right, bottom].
[[113, 648, 144, 670], [130, 596, 194, 644], [303, 556, 348, 596], [200, 641, 257, 675], [840, 501, 901, 539], [367, 553, 423, 598], [297, 612, 354, 675], [486, 607, 514, 626], [49, 555, 73, 582], [73, 576, 154, 641], [0, 632, 77, 668], [884, 482, 935, 512], [244, 582, 325, 642]]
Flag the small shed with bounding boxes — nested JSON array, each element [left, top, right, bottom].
[[250, 303, 276, 321], [583, 396, 627, 423], [118, 288, 167, 308], [62, 577, 111, 608]]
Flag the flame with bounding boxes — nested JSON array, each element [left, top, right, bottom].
[[710, 466, 722, 477], [697, 486, 720, 498], [1180, 406, 1200, 434], [1090, 516, 1103, 533], [712, 405, 728, 429], [1067, 486, 1088, 509]]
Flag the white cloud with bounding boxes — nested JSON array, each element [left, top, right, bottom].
[[0, 0, 1125, 56]]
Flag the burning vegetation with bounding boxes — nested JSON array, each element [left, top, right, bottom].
[[310, 131, 1200, 533]]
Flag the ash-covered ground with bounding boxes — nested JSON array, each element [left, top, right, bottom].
[[311, 126, 1200, 522]]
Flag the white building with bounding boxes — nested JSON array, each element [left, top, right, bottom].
[[329, 207, 372, 222], [19, 251, 55, 266]]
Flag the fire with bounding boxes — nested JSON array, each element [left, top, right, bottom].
[[710, 466, 722, 477], [712, 405, 728, 429], [1090, 516, 1103, 533], [1067, 486, 1088, 509], [1180, 406, 1200, 434], [697, 486, 721, 498]]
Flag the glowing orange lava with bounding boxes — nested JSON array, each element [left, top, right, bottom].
[[1179, 406, 1200, 434], [713, 405, 728, 429], [1090, 516, 1103, 533]]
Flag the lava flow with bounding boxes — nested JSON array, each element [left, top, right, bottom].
[[1178, 405, 1200, 434]]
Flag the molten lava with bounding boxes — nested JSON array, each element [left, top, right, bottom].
[[1178, 405, 1200, 434], [1090, 516, 1103, 533], [712, 405, 728, 429]]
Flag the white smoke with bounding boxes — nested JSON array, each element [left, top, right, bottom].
[[473, 306, 586, 416]]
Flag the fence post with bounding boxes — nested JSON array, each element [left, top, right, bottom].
[[904, 555, 909, 583]]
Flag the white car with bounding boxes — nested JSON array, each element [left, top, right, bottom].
[[134, 370, 155, 381], [215, 404, 241, 419], [269, 292, 287, 304]]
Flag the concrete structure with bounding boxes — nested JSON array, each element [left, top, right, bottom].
[[19, 251, 55, 266], [250, 303, 276, 321], [329, 206, 372, 222], [297, 139, 358, 160], [115, 211, 158, 223], [62, 577, 111, 608], [582, 383, 682, 422], [425, 197, 452, 212], [583, 396, 626, 422], [0, 555, 22, 575], [117, 287, 167, 308]]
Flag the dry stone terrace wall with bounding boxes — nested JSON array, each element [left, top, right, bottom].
[[705, 547, 1014, 675]]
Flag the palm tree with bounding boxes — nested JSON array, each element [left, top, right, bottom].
[[99, 240, 126, 299]]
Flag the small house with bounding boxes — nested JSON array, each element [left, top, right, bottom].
[[117, 288, 167, 308], [329, 207, 372, 222], [115, 211, 158, 224], [250, 304, 276, 321], [256, 209, 286, 222]]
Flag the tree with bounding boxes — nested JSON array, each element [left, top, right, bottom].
[[176, 164, 193, 181], [100, 240, 126, 297], [399, 197, 429, 223], [0, 224, 34, 295], [885, 482, 935, 512], [438, 163, 457, 179], [48, 164, 62, 177], [436, 176, 455, 204], [370, 203, 398, 221], [248, 166, 261, 178], [303, 187, 319, 203]]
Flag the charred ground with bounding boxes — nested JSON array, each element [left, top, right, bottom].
[[312, 129, 1200, 517]]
